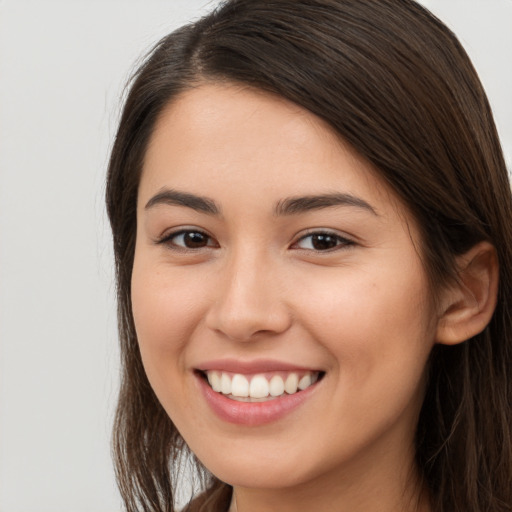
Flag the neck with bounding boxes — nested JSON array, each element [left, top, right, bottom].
[[231, 480, 430, 512]]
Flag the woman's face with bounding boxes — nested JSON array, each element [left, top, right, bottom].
[[132, 83, 438, 492]]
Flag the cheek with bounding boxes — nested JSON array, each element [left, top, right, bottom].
[[292, 267, 434, 466], [299, 263, 434, 392], [130, 256, 207, 393], [132, 255, 203, 336]]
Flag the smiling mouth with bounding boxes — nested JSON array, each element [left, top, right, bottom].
[[197, 370, 324, 402]]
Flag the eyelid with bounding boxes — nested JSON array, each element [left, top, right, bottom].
[[155, 227, 219, 250], [291, 229, 355, 251]]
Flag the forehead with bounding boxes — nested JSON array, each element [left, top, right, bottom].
[[140, 82, 407, 221]]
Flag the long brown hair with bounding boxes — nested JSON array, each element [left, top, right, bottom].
[[106, 1, 512, 510]]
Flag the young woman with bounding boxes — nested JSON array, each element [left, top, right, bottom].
[[106, 1, 512, 511]]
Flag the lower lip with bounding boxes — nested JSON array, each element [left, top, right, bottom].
[[196, 373, 319, 426]]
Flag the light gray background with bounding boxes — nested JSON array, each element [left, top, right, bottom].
[[0, 1, 510, 511]]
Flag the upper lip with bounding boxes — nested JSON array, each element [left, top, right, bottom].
[[196, 358, 322, 374]]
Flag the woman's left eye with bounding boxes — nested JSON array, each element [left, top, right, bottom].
[[293, 232, 353, 251]]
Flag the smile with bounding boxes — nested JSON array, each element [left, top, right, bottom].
[[204, 370, 321, 401], [195, 362, 325, 425]]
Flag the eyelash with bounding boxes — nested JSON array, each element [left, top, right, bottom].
[[156, 229, 354, 253], [293, 231, 354, 252], [156, 229, 218, 251]]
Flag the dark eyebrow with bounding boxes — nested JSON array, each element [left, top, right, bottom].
[[144, 189, 221, 215], [274, 193, 378, 216]]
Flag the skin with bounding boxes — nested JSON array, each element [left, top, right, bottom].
[[131, 83, 438, 512]]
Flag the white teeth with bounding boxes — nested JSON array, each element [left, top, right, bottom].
[[284, 373, 299, 394], [231, 374, 249, 397], [269, 375, 285, 397], [205, 370, 320, 399], [221, 373, 232, 395], [249, 375, 269, 398], [298, 374, 312, 390], [207, 371, 222, 392]]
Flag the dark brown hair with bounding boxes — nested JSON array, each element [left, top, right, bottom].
[[106, 1, 512, 510]]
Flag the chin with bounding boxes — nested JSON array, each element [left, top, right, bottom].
[[203, 455, 316, 490]]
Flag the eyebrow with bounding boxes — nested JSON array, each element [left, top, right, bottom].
[[274, 193, 377, 216], [144, 188, 377, 217], [145, 189, 221, 215]]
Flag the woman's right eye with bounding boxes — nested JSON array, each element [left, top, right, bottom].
[[158, 230, 217, 250]]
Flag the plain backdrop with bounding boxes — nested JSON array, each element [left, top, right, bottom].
[[0, 1, 510, 511]]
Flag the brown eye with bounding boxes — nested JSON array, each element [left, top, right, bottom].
[[181, 231, 210, 248], [161, 230, 216, 249], [294, 232, 353, 251]]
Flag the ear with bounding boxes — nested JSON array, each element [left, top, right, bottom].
[[436, 241, 499, 345]]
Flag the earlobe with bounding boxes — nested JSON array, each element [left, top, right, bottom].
[[436, 241, 499, 346]]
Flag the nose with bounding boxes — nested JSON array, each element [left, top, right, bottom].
[[204, 249, 292, 342]]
